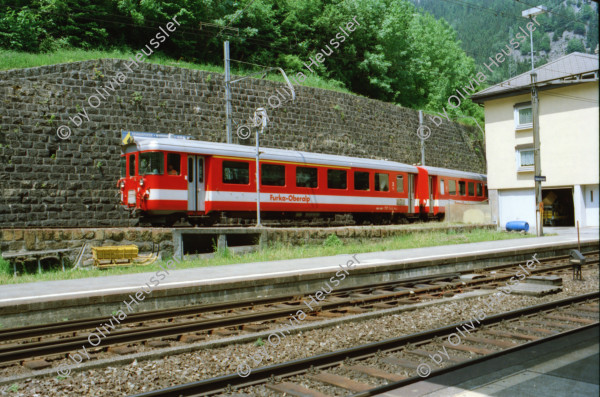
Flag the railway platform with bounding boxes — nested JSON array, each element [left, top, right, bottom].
[[0, 230, 598, 327], [375, 324, 599, 397]]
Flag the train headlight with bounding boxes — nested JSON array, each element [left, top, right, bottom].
[[120, 181, 125, 189], [139, 179, 144, 186]]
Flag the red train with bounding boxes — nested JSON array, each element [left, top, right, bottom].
[[118, 137, 487, 226]]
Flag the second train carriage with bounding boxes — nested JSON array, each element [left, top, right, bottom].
[[118, 138, 487, 225]]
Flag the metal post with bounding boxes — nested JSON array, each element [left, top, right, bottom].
[[577, 220, 581, 252], [419, 110, 425, 165], [256, 128, 261, 226], [529, 19, 535, 71], [531, 72, 543, 236], [224, 41, 232, 144]]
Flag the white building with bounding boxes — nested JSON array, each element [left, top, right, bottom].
[[472, 52, 599, 231]]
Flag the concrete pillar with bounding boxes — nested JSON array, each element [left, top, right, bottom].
[[217, 234, 227, 253], [488, 189, 500, 228], [573, 185, 585, 227], [172, 230, 183, 260]]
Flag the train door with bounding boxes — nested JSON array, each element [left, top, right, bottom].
[[408, 174, 415, 213], [429, 176, 434, 214], [187, 155, 205, 212]]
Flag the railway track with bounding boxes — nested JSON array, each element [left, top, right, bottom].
[[131, 292, 600, 397], [0, 253, 597, 370]]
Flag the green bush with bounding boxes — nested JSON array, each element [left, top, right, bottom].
[[323, 234, 343, 247], [0, 255, 12, 276]]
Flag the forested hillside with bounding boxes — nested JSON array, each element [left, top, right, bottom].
[[410, 0, 598, 83], [0, 0, 486, 121]]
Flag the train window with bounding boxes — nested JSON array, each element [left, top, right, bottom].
[[223, 161, 249, 184], [197, 158, 203, 183], [354, 171, 370, 191], [140, 152, 164, 175], [129, 155, 135, 177], [296, 167, 318, 188], [468, 182, 475, 196], [262, 164, 285, 186], [374, 173, 389, 192], [396, 175, 404, 193], [120, 157, 126, 178], [167, 154, 180, 176], [440, 179, 445, 195], [188, 157, 193, 180], [459, 181, 466, 196], [448, 180, 456, 195], [477, 183, 483, 196], [328, 169, 347, 189], [485, 185, 488, 198]]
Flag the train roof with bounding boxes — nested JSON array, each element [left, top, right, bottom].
[[125, 137, 486, 181], [421, 165, 486, 181]]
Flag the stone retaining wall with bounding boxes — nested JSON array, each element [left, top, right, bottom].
[[0, 224, 495, 268], [0, 59, 486, 227]]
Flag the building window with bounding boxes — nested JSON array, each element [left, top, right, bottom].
[[448, 180, 456, 195], [514, 103, 533, 129], [261, 164, 285, 186], [517, 148, 535, 171], [459, 181, 466, 196], [223, 161, 249, 184], [374, 173, 389, 192], [468, 182, 475, 196], [397, 175, 404, 193], [296, 167, 318, 188], [354, 171, 370, 191], [139, 152, 163, 175]]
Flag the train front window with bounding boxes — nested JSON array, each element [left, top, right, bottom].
[[129, 155, 135, 177], [223, 161, 249, 184], [296, 167, 318, 188], [354, 172, 369, 191], [167, 153, 180, 176], [374, 173, 389, 192], [139, 152, 163, 175], [120, 157, 126, 178]]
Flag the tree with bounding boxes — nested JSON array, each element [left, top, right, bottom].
[[566, 38, 585, 54]]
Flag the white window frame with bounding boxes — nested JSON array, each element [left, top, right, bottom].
[[516, 147, 535, 172], [514, 102, 533, 130]]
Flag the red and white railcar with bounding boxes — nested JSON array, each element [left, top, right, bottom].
[[118, 138, 487, 225]]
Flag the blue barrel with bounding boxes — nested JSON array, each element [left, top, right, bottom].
[[506, 221, 529, 232]]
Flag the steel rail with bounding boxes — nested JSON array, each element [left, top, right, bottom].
[[129, 292, 599, 396], [2, 251, 594, 343], [0, 257, 596, 363]]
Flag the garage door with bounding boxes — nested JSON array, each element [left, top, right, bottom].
[[498, 189, 535, 229]]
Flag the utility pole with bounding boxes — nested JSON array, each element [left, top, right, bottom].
[[531, 72, 543, 236], [224, 41, 232, 143], [418, 110, 425, 165]]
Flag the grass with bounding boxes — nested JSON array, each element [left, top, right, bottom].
[[0, 228, 532, 285], [0, 48, 352, 94]]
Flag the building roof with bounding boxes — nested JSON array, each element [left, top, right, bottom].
[[471, 52, 599, 103]]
